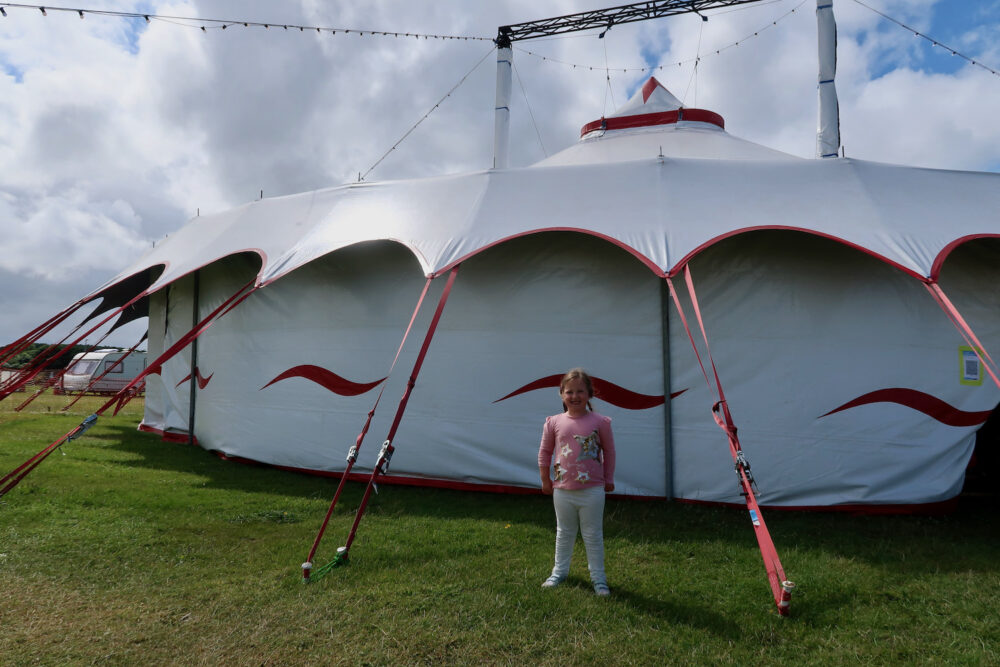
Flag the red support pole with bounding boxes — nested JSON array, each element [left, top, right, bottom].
[[97, 280, 257, 418], [0, 414, 97, 498], [666, 265, 794, 616], [13, 327, 119, 412], [60, 333, 147, 412], [302, 277, 433, 582], [1, 327, 88, 397], [12, 374, 63, 412], [0, 301, 85, 367], [335, 266, 460, 566], [1, 292, 145, 401], [925, 281, 1000, 390], [0, 280, 256, 499]]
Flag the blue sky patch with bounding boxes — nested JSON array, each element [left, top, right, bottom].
[[2, 57, 24, 83], [120, 15, 149, 55], [860, 0, 1000, 79]]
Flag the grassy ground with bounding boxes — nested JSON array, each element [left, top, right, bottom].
[[2, 393, 999, 665]]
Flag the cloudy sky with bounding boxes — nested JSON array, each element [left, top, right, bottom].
[[2, 0, 999, 347]]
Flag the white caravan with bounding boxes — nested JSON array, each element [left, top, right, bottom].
[[61, 349, 147, 395]]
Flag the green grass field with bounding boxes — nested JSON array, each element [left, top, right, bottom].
[[2, 393, 998, 665]]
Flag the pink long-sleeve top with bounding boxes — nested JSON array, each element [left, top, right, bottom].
[[538, 411, 616, 490]]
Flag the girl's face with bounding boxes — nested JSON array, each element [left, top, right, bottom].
[[561, 377, 591, 417]]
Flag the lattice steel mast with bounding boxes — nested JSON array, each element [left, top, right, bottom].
[[496, 0, 763, 44]]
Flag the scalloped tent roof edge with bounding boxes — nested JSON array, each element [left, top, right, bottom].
[[86, 154, 1000, 301], [85, 224, 1000, 314]]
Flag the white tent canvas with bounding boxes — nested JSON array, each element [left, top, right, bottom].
[[97, 78, 998, 508]]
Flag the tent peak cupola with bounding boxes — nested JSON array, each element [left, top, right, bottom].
[[580, 76, 725, 137]]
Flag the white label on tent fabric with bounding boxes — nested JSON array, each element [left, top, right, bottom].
[[960, 347, 983, 386]]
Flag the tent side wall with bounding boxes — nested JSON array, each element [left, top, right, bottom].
[[140, 277, 194, 439], [141, 254, 260, 441], [937, 237, 1000, 491], [143, 235, 670, 496], [389, 233, 667, 496], [140, 289, 167, 435], [669, 232, 999, 506], [139, 231, 1000, 507], [191, 243, 432, 472]]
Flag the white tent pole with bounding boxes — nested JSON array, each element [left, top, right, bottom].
[[816, 0, 841, 158], [493, 36, 513, 169]]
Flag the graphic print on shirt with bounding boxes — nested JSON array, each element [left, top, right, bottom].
[[541, 413, 613, 491], [574, 429, 601, 462]]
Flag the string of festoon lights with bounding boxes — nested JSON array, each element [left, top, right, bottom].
[[0, 2, 492, 40], [3, 1, 995, 78]]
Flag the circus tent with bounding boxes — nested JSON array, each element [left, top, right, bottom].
[[53, 76, 1000, 507]]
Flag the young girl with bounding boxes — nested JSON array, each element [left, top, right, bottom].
[[538, 368, 616, 596]]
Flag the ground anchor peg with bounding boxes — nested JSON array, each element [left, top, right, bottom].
[[333, 546, 349, 567], [778, 580, 796, 616]]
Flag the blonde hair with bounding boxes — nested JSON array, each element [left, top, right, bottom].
[[560, 367, 594, 413]]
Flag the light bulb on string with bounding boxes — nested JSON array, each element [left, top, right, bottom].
[[1, 3, 485, 46]]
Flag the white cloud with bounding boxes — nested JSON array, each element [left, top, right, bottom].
[[0, 187, 150, 280]]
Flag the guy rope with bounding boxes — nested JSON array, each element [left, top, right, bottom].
[[666, 264, 795, 616], [0, 279, 258, 499], [303, 265, 460, 581]]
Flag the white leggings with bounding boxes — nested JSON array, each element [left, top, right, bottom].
[[550, 486, 607, 585]]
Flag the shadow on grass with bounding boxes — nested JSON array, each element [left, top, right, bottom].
[[97, 423, 1000, 581], [588, 580, 742, 639], [99, 422, 555, 527]]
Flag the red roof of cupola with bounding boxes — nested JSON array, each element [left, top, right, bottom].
[[580, 76, 725, 137]]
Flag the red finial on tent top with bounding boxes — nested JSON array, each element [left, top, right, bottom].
[[581, 76, 724, 137], [641, 76, 661, 103]]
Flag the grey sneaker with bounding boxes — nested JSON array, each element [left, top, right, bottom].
[[593, 582, 611, 597], [541, 574, 565, 588]]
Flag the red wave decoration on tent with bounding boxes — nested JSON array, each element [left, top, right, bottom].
[[494, 374, 684, 410], [820, 388, 992, 427], [175, 367, 213, 389], [261, 364, 386, 396]]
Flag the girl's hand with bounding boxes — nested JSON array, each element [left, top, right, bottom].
[[541, 478, 553, 495], [605, 482, 615, 493]]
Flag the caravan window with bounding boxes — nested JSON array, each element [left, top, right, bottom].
[[67, 360, 99, 376], [104, 360, 123, 373]]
